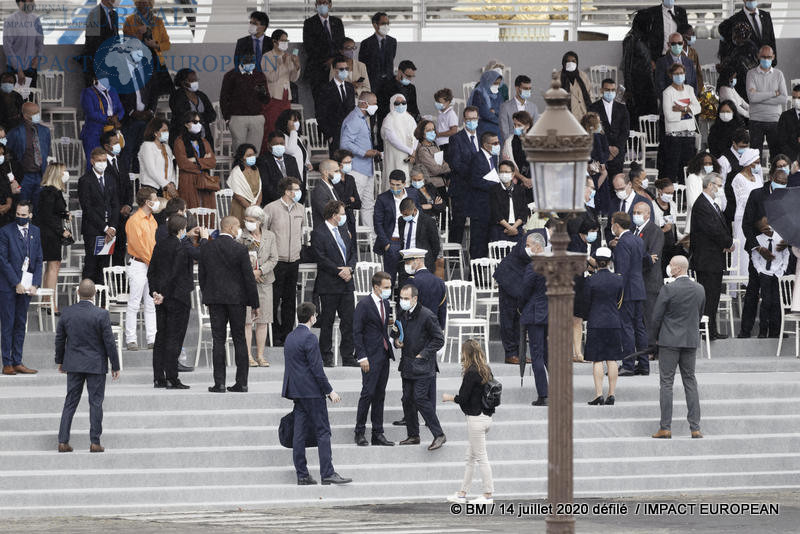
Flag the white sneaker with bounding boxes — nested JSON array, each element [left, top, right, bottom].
[[446, 493, 467, 504], [468, 495, 494, 504]]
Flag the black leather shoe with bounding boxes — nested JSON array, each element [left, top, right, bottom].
[[399, 436, 420, 445], [227, 384, 248, 392], [371, 433, 394, 446], [588, 396, 604, 405], [710, 333, 728, 340], [736, 331, 751, 339], [322, 472, 352, 485], [392, 418, 406, 426], [427, 434, 446, 451], [153, 380, 167, 388], [634, 368, 649, 376], [604, 395, 615, 405], [177, 363, 194, 372], [166, 380, 190, 389], [208, 385, 226, 393], [618, 369, 636, 377], [354, 432, 368, 446], [532, 397, 548, 406], [297, 476, 318, 485]]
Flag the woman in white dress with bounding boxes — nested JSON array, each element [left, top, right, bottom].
[[731, 148, 762, 275], [684, 151, 718, 234], [380, 93, 418, 187]]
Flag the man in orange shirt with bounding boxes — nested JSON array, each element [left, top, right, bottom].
[[125, 186, 159, 350]]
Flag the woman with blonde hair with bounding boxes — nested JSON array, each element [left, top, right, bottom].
[[34, 162, 72, 315], [442, 339, 495, 505]]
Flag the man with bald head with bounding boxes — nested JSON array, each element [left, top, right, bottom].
[[654, 32, 698, 96], [746, 45, 787, 157], [56, 279, 120, 453], [632, 201, 664, 339], [649, 255, 705, 440], [310, 159, 344, 229], [6, 101, 50, 211], [199, 215, 260, 393]]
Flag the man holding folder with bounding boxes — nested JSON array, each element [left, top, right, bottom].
[[469, 132, 502, 259], [78, 147, 120, 283]]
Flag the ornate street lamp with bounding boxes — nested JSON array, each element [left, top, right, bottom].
[[522, 74, 593, 534]]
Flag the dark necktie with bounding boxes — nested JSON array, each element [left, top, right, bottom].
[[379, 37, 384, 58], [253, 38, 262, 72], [323, 18, 331, 40], [668, 9, 678, 23], [620, 199, 626, 213], [276, 158, 286, 177], [751, 12, 762, 40], [405, 219, 414, 249], [713, 201, 723, 218], [766, 237, 773, 271], [22, 227, 28, 243], [379, 301, 388, 350], [339, 83, 346, 103], [98, 174, 105, 192], [490, 155, 497, 170], [111, 157, 118, 174], [469, 135, 476, 151]]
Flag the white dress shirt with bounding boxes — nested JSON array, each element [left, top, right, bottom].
[[752, 231, 789, 277], [391, 192, 407, 238], [602, 98, 613, 123], [403, 213, 418, 248], [662, 5, 678, 55]]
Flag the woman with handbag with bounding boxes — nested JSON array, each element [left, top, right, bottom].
[[173, 111, 218, 212], [442, 339, 495, 505], [34, 163, 72, 315]]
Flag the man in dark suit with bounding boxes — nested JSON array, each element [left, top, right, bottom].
[[445, 106, 480, 245], [257, 132, 302, 205], [469, 132, 501, 259], [519, 234, 549, 405], [631, 2, 689, 63], [402, 248, 446, 329], [588, 79, 630, 178], [118, 53, 158, 175], [397, 199, 440, 275], [358, 12, 396, 98], [148, 214, 194, 389], [353, 271, 395, 447], [608, 172, 653, 235], [317, 57, 355, 156], [99, 130, 132, 267], [199, 216, 260, 393], [776, 85, 800, 162], [310, 159, 342, 229], [82, 0, 120, 82], [311, 201, 358, 367], [56, 279, 120, 453], [373, 170, 421, 287], [653, 33, 699, 96], [0, 200, 41, 375], [494, 231, 537, 365], [303, 0, 345, 100], [282, 302, 351, 485], [377, 60, 421, 135], [632, 202, 664, 338], [689, 172, 733, 341], [234, 11, 271, 72], [396, 284, 446, 451], [650, 255, 706, 439], [718, 2, 777, 66], [738, 169, 788, 338], [78, 147, 120, 283], [332, 149, 362, 237], [611, 211, 650, 376], [489, 162, 529, 243]]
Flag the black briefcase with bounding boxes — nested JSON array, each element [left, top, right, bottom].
[[278, 411, 318, 449]]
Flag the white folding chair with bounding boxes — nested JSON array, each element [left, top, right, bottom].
[[444, 280, 490, 363], [624, 131, 646, 170], [215, 189, 233, 222], [470, 258, 499, 322], [488, 240, 516, 261], [297, 263, 317, 308], [588, 65, 618, 100], [451, 98, 465, 123], [722, 238, 748, 315], [194, 287, 232, 367], [701, 64, 718, 89], [304, 118, 328, 155], [28, 287, 56, 332], [189, 207, 216, 230], [638, 115, 661, 167], [354, 261, 382, 301], [53, 139, 85, 182], [776, 275, 800, 357], [103, 265, 132, 338], [462, 81, 478, 103]]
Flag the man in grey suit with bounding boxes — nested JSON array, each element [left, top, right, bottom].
[[649, 255, 705, 440], [56, 279, 120, 453], [498, 75, 540, 142]]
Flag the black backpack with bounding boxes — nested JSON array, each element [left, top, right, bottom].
[[482, 376, 502, 410]]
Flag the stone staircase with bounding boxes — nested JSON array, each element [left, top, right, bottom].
[[2, 327, 800, 517]]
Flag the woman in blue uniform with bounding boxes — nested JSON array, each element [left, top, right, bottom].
[[583, 247, 625, 405]]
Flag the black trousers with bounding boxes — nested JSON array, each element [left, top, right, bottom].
[[469, 215, 489, 260], [273, 260, 299, 344], [318, 292, 355, 365], [749, 121, 779, 158], [208, 303, 248, 387], [82, 237, 110, 284], [112, 215, 129, 267], [448, 193, 467, 246], [696, 270, 723, 336], [757, 273, 782, 335], [402, 376, 443, 439], [58, 372, 105, 444], [739, 261, 761, 335], [355, 356, 390, 435], [153, 299, 190, 382], [659, 135, 695, 184]]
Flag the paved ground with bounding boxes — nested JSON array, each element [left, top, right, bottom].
[[4, 492, 797, 533]]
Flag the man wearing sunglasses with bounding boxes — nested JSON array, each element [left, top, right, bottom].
[[654, 32, 698, 97]]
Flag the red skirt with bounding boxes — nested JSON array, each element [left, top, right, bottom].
[[260, 90, 290, 155]]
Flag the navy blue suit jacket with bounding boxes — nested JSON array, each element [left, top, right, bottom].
[[311, 223, 357, 294], [583, 269, 624, 329], [519, 263, 548, 325], [282, 325, 333, 399], [55, 300, 119, 373], [7, 123, 51, 175], [469, 149, 498, 220], [353, 294, 394, 363], [445, 129, 479, 200], [0, 223, 43, 291], [408, 268, 447, 329], [372, 188, 421, 254], [654, 54, 699, 96], [358, 34, 397, 92], [493, 238, 531, 300], [613, 230, 647, 302]]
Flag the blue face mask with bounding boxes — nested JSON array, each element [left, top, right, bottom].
[[632, 214, 645, 227], [703, 165, 714, 174], [394, 104, 407, 114], [402, 214, 414, 222], [391, 187, 404, 196], [465, 119, 479, 132], [380, 288, 391, 300], [514, 126, 524, 136], [293, 190, 302, 203], [781, 166, 791, 175], [760, 58, 773, 70], [0, 83, 13, 94], [670, 44, 683, 57], [337, 214, 347, 226], [434, 102, 444, 111], [241, 63, 256, 73], [337, 69, 349, 81], [0, 138, 6, 146], [688, 35, 696, 46], [772, 181, 787, 190], [730, 78, 737, 87], [399, 299, 412, 311], [245, 155, 256, 166], [662, 0, 674, 7], [673, 74, 685, 85], [587, 231, 598, 243], [272, 145, 286, 158], [425, 130, 436, 142], [519, 89, 531, 100], [753, 164, 762, 175], [400, 77, 411, 87], [0, 156, 4, 165], [745, 1, 758, 10], [331, 172, 341, 185], [342, 163, 352, 173], [412, 180, 424, 189], [603, 91, 615, 103], [316, 4, 329, 16], [490, 144, 501, 156], [737, 147, 746, 155]]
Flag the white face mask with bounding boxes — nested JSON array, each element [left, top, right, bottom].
[[149, 200, 161, 212], [188, 81, 199, 92], [565, 61, 577, 72], [378, 24, 390, 36], [244, 221, 258, 232], [278, 41, 289, 52], [640, 178, 650, 189], [236, 228, 243, 240], [159, 131, 169, 143], [489, 85, 500, 94], [366, 104, 378, 116], [189, 122, 202, 134], [615, 189, 628, 200], [719, 112, 733, 123], [292, 121, 300, 131], [61, 171, 70, 183], [93, 161, 107, 173], [248, 23, 258, 35], [665, 264, 673, 278], [404, 264, 415, 275], [498, 172, 513, 184], [794, 99, 800, 111], [660, 193, 673, 203]]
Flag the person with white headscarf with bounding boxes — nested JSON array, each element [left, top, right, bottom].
[[731, 147, 763, 275], [380, 93, 418, 186]]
